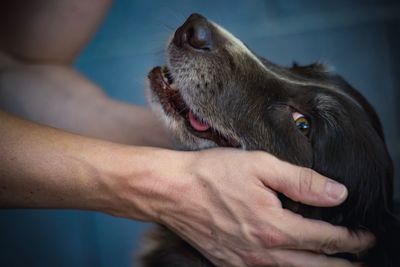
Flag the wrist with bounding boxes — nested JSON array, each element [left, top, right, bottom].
[[93, 145, 192, 223]]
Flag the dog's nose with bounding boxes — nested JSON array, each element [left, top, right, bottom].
[[173, 13, 213, 51]]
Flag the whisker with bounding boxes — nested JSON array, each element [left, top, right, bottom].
[[161, 23, 175, 31]]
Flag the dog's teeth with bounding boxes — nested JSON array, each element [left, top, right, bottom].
[[166, 73, 173, 84], [162, 76, 168, 84]]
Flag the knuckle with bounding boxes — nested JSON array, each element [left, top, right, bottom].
[[242, 251, 275, 267], [319, 236, 340, 255], [252, 151, 275, 169], [251, 150, 264, 158], [251, 151, 268, 167], [298, 167, 315, 195], [242, 252, 263, 266], [256, 228, 289, 248]]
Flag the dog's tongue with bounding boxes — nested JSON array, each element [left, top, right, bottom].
[[188, 111, 210, 131]]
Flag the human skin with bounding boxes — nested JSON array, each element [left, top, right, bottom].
[[0, 1, 374, 266]]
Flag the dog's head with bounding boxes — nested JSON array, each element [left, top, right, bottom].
[[147, 13, 394, 235]]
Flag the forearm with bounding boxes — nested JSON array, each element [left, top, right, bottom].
[[0, 110, 176, 221], [0, 52, 171, 147], [0, 110, 374, 267]]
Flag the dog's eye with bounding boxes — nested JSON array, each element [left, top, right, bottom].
[[292, 112, 310, 136]]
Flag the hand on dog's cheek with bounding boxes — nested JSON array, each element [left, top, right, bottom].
[[144, 148, 374, 267]]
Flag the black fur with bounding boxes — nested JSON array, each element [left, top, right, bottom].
[[144, 13, 400, 267]]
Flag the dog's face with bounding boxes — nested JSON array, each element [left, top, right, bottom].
[[147, 14, 393, 231]]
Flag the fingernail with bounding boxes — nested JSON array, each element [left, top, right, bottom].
[[325, 181, 347, 200]]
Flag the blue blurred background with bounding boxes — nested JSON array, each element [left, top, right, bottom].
[[1, 0, 399, 266]]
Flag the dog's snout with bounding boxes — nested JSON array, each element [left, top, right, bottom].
[[173, 13, 214, 51]]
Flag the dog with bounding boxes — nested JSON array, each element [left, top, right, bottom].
[[143, 13, 400, 267]]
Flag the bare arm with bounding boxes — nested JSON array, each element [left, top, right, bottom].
[[0, 0, 170, 147], [0, 109, 178, 221], [0, 110, 373, 267], [0, 52, 170, 147]]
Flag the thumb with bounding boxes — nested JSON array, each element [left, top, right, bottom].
[[255, 153, 348, 207]]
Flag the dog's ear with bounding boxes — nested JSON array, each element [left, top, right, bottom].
[[310, 93, 400, 265], [290, 62, 329, 79], [311, 110, 393, 229], [309, 90, 393, 228]]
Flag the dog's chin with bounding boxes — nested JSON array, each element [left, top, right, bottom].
[[146, 66, 242, 149], [146, 66, 218, 150]]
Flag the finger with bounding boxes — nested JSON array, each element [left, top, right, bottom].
[[254, 152, 348, 207], [268, 249, 363, 267], [268, 209, 376, 254]]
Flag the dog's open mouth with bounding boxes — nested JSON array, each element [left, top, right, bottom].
[[148, 66, 240, 147]]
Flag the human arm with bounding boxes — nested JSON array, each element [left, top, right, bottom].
[[0, 110, 373, 267], [0, 53, 170, 148], [0, 0, 170, 148]]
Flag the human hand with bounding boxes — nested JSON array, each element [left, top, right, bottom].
[[150, 148, 374, 267]]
